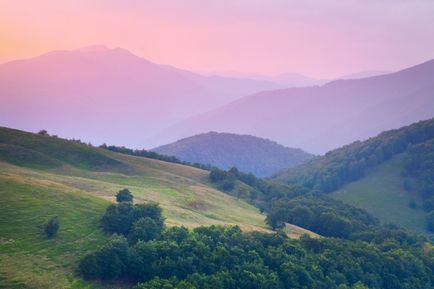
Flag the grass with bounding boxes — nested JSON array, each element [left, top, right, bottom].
[[0, 127, 273, 288], [0, 170, 108, 289], [283, 223, 320, 239], [331, 153, 431, 235]]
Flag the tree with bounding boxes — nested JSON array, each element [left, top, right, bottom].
[[209, 168, 227, 182], [79, 234, 129, 280], [101, 201, 164, 236], [37, 129, 48, 136], [129, 217, 162, 244], [116, 188, 133, 203], [44, 216, 59, 238]]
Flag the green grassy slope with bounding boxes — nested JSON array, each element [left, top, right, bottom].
[[0, 167, 108, 289], [331, 153, 430, 235], [0, 127, 273, 288], [0, 127, 267, 231]]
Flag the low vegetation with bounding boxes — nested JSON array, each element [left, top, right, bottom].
[[44, 216, 59, 239]]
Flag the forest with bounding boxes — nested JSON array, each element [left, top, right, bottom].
[[79, 191, 434, 289], [273, 118, 434, 193]]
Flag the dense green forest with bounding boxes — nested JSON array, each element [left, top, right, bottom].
[[403, 139, 434, 202], [79, 193, 434, 289], [402, 139, 434, 230], [273, 118, 434, 193]]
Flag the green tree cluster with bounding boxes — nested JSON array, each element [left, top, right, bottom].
[[80, 212, 434, 289]]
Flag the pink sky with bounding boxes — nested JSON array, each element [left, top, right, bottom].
[[1, 0, 434, 78]]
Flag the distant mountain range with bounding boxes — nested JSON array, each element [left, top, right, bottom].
[[159, 59, 434, 154], [0, 46, 280, 148], [153, 132, 313, 177]]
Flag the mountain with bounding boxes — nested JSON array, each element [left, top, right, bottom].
[[213, 71, 325, 87], [159, 59, 434, 154], [272, 118, 434, 234], [153, 132, 313, 177], [0, 46, 280, 149], [338, 70, 391, 80], [0, 126, 270, 288]]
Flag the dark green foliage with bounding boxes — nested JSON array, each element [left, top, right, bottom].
[[116, 188, 133, 203], [44, 216, 59, 238], [209, 166, 308, 203], [129, 217, 163, 243], [209, 167, 228, 182], [266, 194, 379, 238], [78, 234, 129, 280], [101, 201, 164, 236], [37, 129, 48, 136], [81, 220, 434, 289], [403, 139, 434, 200], [274, 118, 434, 193]]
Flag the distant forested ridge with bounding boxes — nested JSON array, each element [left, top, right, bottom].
[[273, 118, 434, 193], [153, 132, 313, 177]]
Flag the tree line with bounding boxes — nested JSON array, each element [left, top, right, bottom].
[[273, 118, 434, 193]]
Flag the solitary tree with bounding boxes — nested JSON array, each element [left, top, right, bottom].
[[38, 129, 49, 136], [116, 189, 133, 203], [44, 216, 59, 238]]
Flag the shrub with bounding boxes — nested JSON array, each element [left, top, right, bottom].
[[44, 216, 59, 238], [116, 188, 134, 203]]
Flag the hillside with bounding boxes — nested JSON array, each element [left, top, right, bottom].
[[273, 118, 434, 235], [331, 153, 429, 235], [153, 132, 313, 177], [0, 127, 271, 288], [0, 46, 280, 149], [159, 59, 434, 154], [273, 117, 434, 192]]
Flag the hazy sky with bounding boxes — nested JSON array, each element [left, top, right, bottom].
[[1, 0, 434, 78]]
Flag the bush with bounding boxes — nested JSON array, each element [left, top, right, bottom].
[[78, 234, 129, 280], [44, 216, 59, 238], [116, 188, 134, 203], [128, 217, 162, 244]]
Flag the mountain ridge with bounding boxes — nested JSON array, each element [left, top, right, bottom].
[[0, 47, 282, 149], [153, 131, 313, 177], [158, 59, 434, 154]]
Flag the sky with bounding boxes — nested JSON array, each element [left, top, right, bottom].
[[1, 0, 434, 78]]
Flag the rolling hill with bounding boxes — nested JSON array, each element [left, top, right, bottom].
[[153, 132, 313, 177], [159, 59, 434, 154], [273, 118, 434, 235], [0, 46, 280, 149], [0, 126, 273, 288], [331, 153, 429, 234]]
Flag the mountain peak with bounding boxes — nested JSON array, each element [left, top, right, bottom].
[[77, 45, 110, 52]]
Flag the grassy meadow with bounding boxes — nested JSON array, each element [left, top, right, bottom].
[[331, 153, 430, 235], [0, 127, 273, 288]]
